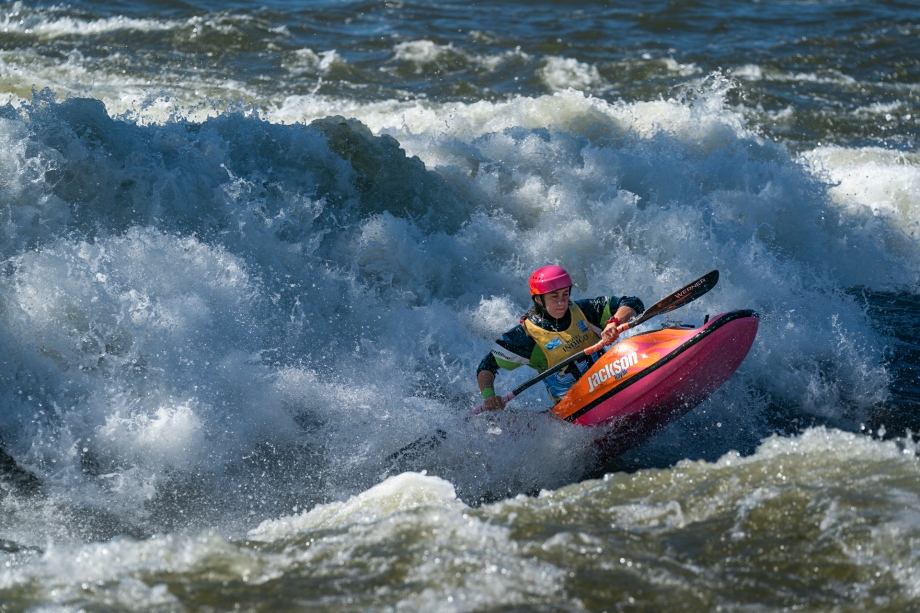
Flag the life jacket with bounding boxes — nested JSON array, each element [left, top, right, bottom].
[[523, 303, 602, 403]]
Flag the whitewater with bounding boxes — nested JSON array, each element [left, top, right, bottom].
[[1, 0, 920, 610]]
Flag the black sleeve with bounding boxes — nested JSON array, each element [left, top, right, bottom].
[[576, 295, 646, 328], [475, 324, 536, 376], [617, 295, 645, 317], [477, 352, 499, 376], [576, 296, 609, 327]]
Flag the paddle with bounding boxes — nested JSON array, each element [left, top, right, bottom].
[[383, 428, 448, 474], [473, 269, 719, 414]]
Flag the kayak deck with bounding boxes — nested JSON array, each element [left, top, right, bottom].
[[552, 310, 759, 453]]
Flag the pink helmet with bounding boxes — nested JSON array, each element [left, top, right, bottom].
[[529, 265, 572, 296]]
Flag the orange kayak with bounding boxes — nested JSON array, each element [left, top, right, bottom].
[[553, 310, 759, 455]]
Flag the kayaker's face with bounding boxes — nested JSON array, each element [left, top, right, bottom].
[[542, 287, 571, 319]]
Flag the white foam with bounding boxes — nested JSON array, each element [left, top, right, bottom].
[[97, 403, 206, 472], [0, 532, 280, 604], [0, 228, 309, 514], [0, 48, 257, 125], [393, 39, 457, 68], [660, 57, 701, 77], [539, 56, 606, 92], [387, 38, 527, 77], [803, 146, 920, 236], [248, 471, 569, 611], [249, 472, 464, 539], [0, 3, 180, 38], [283, 48, 342, 76], [464, 296, 522, 341], [720, 426, 913, 467], [730, 64, 764, 81], [854, 101, 909, 118], [792, 70, 857, 85]]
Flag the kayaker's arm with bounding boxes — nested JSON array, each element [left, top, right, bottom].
[[601, 304, 639, 344], [576, 295, 645, 345], [576, 295, 644, 326], [476, 326, 539, 412], [477, 369, 505, 411]]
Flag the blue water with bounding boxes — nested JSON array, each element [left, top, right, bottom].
[[1, 1, 920, 610]]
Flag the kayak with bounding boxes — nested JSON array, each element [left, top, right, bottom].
[[552, 309, 759, 456]]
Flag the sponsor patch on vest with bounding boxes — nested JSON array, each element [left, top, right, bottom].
[[545, 337, 562, 350], [576, 320, 589, 333], [587, 352, 639, 394], [562, 332, 591, 353]]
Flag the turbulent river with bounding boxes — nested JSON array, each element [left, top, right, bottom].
[[1, 0, 920, 610]]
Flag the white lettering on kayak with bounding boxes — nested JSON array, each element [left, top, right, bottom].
[[588, 352, 639, 394]]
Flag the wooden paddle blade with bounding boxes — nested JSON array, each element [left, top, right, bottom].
[[634, 269, 719, 325]]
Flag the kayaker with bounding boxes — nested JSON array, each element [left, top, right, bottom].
[[476, 265, 644, 411]]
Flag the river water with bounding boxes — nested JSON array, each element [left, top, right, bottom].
[[1, 0, 920, 610]]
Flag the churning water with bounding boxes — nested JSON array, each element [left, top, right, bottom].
[[1, 1, 920, 610]]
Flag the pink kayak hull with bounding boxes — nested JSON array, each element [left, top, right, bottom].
[[552, 310, 759, 455]]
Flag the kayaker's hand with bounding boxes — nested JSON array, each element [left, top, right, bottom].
[[601, 321, 621, 345], [481, 394, 506, 411]]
